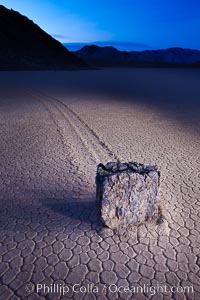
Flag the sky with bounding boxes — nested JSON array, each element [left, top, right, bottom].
[[1, 0, 200, 51]]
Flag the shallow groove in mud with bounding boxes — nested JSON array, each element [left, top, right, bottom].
[[29, 89, 119, 165]]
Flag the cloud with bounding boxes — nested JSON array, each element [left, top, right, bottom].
[[52, 34, 71, 40]]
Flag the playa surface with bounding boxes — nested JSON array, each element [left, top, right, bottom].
[[0, 68, 200, 299]]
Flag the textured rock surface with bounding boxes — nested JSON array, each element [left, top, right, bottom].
[[96, 162, 160, 229]]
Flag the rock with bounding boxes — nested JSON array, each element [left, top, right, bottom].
[[96, 161, 160, 229]]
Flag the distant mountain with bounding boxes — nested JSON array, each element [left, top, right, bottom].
[[74, 45, 200, 67], [0, 5, 87, 70], [63, 41, 147, 51]]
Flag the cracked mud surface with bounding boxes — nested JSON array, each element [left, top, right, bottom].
[[0, 69, 200, 299]]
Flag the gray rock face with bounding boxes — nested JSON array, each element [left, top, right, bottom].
[[96, 162, 160, 229]]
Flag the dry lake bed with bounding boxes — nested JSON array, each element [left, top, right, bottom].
[[0, 68, 200, 299]]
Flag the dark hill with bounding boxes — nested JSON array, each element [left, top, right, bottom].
[[0, 5, 86, 70], [74, 45, 200, 67]]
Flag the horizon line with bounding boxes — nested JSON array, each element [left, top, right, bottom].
[[62, 41, 200, 52]]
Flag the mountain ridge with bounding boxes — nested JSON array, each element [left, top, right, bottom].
[[0, 5, 87, 70], [74, 45, 200, 67]]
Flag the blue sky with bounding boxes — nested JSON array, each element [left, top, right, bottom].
[[1, 0, 200, 51]]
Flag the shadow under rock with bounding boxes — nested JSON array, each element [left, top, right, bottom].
[[0, 193, 103, 237], [42, 197, 101, 226]]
